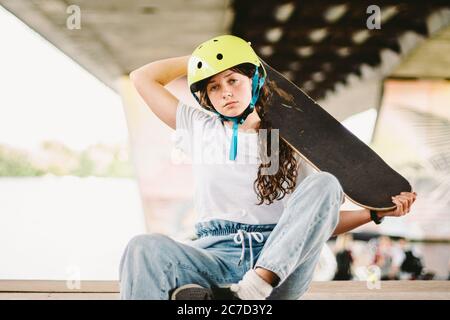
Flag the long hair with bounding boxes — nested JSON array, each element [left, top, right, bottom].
[[196, 63, 298, 205]]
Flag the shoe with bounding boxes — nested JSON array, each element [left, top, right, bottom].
[[211, 286, 241, 300], [170, 284, 213, 300], [170, 284, 240, 300]]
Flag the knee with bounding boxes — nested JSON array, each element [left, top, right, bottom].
[[316, 173, 342, 224], [309, 172, 343, 200], [126, 233, 173, 258], [288, 172, 343, 221], [292, 172, 343, 200], [310, 172, 341, 188]]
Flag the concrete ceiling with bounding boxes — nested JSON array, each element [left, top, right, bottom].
[[230, 1, 450, 100], [1, 0, 449, 114], [392, 24, 450, 79], [0, 0, 232, 90]]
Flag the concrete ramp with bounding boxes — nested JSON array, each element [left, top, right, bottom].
[[0, 280, 448, 300]]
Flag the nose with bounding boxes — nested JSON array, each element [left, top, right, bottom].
[[222, 90, 232, 99]]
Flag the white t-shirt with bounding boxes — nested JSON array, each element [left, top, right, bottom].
[[174, 101, 317, 225]]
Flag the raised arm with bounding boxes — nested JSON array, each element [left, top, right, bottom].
[[129, 55, 190, 130]]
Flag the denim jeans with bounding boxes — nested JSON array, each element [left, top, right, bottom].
[[119, 172, 343, 300]]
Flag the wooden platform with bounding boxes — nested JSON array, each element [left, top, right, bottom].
[[0, 280, 448, 300]]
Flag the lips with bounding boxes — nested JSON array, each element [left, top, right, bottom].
[[224, 101, 238, 108]]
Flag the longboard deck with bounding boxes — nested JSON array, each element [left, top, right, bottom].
[[261, 60, 412, 211]]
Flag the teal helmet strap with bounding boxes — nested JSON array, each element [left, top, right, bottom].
[[190, 67, 266, 160], [225, 68, 265, 160]]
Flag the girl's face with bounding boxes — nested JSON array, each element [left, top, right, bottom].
[[206, 69, 253, 117]]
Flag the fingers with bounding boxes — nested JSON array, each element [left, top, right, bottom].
[[397, 195, 411, 212], [403, 192, 417, 210], [391, 197, 404, 216], [401, 191, 417, 203], [391, 192, 417, 216]]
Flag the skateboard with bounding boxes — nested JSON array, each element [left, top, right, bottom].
[[261, 59, 412, 211]]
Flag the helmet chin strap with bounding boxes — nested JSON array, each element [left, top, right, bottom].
[[219, 106, 254, 161], [192, 68, 265, 160]]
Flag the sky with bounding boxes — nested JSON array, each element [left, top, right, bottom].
[[0, 6, 129, 152]]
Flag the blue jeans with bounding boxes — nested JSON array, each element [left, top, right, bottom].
[[119, 172, 343, 299]]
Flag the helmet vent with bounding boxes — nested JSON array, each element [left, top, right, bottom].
[[197, 61, 202, 69], [216, 53, 223, 60]]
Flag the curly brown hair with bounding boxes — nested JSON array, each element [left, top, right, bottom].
[[196, 63, 299, 205]]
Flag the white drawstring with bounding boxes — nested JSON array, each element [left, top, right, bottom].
[[233, 229, 264, 269]]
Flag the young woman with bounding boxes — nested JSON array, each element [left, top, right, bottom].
[[119, 35, 417, 300]]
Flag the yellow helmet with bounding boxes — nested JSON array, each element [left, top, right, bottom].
[[188, 34, 266, 93], [187, 35, 267, 161]]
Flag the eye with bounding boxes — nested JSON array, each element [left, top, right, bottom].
[[209, 85, 218, 91], [229, 79, 237, 84]]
